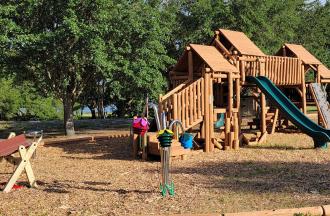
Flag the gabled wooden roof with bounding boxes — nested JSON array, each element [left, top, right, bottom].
[[281, 43, 321, 65], [172, 44, 238, 73], [189, 44, 238, 73], [319, 64, 330, 79], [218, 29, 265, 56]]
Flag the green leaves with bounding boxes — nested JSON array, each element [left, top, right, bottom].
[[0, 0, 329, 121], [0, 78, 62, 120]]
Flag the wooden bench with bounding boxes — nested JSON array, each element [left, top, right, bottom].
[[0, 134, 41, 192]]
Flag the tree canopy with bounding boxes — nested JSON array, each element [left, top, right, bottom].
[[0, 0, 329, 135]]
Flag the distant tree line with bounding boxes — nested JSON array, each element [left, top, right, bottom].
[[0, 0, 329, 135]]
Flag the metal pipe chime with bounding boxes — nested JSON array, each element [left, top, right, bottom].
[[142, 102, 161, 131], [157, 112, 175, 197], [169, 120, 184, 139]]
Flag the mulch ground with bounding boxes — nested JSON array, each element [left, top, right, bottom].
[[1, 130, 330, 216]]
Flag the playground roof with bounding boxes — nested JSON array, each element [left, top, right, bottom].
[[280, 44, 321, 65], [172, 44, 238, 73], [319, 64, 330, 79], [218, 29, 265, 56], [189, 44, 238, 73]]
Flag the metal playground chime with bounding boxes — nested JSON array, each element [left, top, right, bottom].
[[134, 100, 185, 197], [157, 112, 188, 197], [157, 128, 174, 197]]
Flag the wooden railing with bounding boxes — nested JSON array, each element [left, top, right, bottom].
[[239, 55, 304, 85], [159, 77, 205, 130], [238, 55, 260, 82]]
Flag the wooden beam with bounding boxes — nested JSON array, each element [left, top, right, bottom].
[[271, 109, 279, 134], [295, 87, 303, 97], [258, 132, 267, 144], [224, 113, 231, 150], [317, 64, 321, 84], [260, 93, 266, 134], [187, 46, 193, 81], [228, 72, 233, 149], [228, 72, 233, 114], [213, 39, 235, 62], [233, 113, 239, 150], [301, 64, 307, 114], [235, 78, 241, 148], [142, 134, 148, 161], [204, 72, 210, 152], [209, 77, 214, 152]]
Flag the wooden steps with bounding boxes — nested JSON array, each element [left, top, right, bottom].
[[242, 131, 267, 145]]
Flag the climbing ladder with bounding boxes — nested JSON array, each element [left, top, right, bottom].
[[309, 83, 330, 129]]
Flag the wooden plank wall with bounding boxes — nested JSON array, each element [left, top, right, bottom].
[[239, 55, 303, 86]]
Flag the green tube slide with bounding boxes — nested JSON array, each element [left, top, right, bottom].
[[246, 76, 329, 148]]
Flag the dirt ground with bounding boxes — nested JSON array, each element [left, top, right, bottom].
[[0, 128, 330, 216]]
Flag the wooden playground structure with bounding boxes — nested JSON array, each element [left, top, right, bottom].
[[135, 28, 330, 157]]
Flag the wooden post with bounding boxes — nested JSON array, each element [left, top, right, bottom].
[[235, 78, 240, 110], [233, 112, 239, 150], [187, 46, 193, 81], [271, 109, 279, 134], [200, 122, 205, 139], [228, 72, 233, 115], [158, 94, 163, 120], [240, 60, 245, 83], [209, 77, 214, 152], [204, 71, 211, 152], [316, 64, 321, 125], [224, 112, 231, 150], [317, 64, 321, 83], [142, 134, 148, 161], [259, 58, 265, 76], [260, 93, 266, 134], [282, 45, 286, 56], [132, 134, 139, 159], [189, 85, 193, 126], [235, 77, 241, 148], [219, 84, 224, 107], [301, 63, 307, 114], [227, 72, 234, 149], [173, 94, 178, 139]]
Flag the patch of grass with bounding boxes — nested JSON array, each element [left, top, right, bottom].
[[293, 213, 316, 216], [307, 106, 317, 112]]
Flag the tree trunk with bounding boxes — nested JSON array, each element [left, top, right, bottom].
[[97, 99, 105, 119], [88, 106, 96, 119], [63, 95, 75, 136]]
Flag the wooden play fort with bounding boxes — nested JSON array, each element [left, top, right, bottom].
[[133, 29, 330, 158]]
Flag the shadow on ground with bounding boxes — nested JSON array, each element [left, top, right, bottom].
[[168, 160, 330, 196], [242, 145, 312, 150], [37, 180, 156, 194], [45, 137, 132, 160]]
